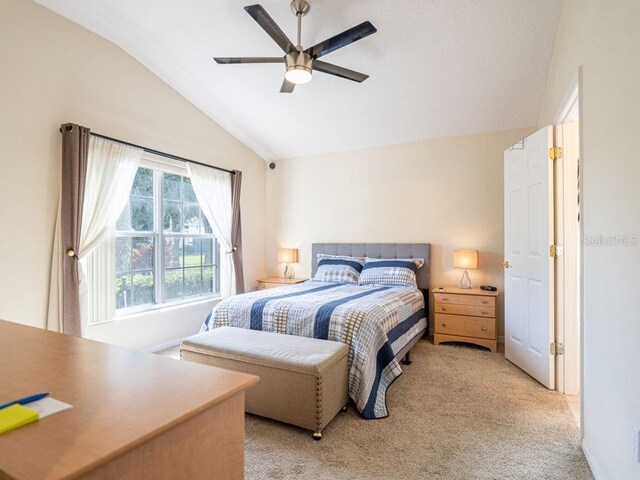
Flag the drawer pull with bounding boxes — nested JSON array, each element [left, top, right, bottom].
[[441, 322, 447, 327], [481, 300, 488, 304], [482, 310, 487, 315], [481, 326, 487, 331], [442, 297, 448, 301], [441, 307, 447, 311]]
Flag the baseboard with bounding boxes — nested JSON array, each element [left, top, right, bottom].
[[145, 338, 182, 353], [581, 439, 603, 480]]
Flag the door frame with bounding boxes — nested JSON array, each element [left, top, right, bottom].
[[552, 69, 583, 423]]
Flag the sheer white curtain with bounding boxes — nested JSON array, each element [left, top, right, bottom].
[[187, 163, 235, 298], [77, 137, 142, 332], [80, 137, 142, 254]]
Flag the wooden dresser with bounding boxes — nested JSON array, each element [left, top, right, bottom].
[[433, 287, 499, 352], [0, 320, 258, 480], [257, 277, 308, 290]]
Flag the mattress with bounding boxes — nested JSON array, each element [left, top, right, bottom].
[[202, 280, 426, 419]]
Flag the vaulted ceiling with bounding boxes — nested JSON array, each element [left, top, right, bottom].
[[35, 0, 562, 160]]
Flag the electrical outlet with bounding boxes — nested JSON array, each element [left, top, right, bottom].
[[633, 424, 640, 464]]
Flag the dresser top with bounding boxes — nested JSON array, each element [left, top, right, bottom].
[[0, 320, 258, 480], [258, 277, 308, 284], [432, 286, 499, 297]]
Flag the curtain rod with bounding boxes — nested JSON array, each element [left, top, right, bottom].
[[90, 132, 235, 175]]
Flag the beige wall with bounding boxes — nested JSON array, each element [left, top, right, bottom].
[[266, 128, 534, 337], [538, 1, 640, 478], [0, 0, 267, 348]]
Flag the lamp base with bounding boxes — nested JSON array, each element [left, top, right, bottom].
[[283, 264, 295, 279], [459, 269, 472, 289]]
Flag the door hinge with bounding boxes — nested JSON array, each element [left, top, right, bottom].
[[549, 146, 563, 160], [550, 245, 564, 258], [550, 342, 565, 355]]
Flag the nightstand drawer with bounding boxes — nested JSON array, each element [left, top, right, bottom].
[[435, 314, 496, 339], [257, 282, 281, 290], [433, 292, 495, 307], [435, 303, 495, 318]]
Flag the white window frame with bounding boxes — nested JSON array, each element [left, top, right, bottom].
[[112, 153, 220, 320]]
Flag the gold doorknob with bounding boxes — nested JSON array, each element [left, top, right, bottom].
[[502, 260, 511, 268]]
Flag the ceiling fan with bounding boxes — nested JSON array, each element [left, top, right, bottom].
[[214, 1, 377, 93]]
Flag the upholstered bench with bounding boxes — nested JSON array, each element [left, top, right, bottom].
[[180, 327, 349, 440]]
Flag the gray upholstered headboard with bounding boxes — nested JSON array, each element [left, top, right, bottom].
[[311, 243, 431, 289]]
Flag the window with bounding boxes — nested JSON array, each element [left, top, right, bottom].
[[113, 160, 219, 314]]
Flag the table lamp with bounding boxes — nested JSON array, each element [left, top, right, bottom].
[[453, 249, 478, 289], [278, 248, 298, 279]]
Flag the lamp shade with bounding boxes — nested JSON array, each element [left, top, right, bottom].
[[278, 248, 298, 264], [453, 250, 479, 270]]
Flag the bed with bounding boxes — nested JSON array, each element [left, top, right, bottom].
[[202, 243, 430, 419]]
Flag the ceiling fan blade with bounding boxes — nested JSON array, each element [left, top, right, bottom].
[[305, 21, 377, 59], [214, 57, 284, 64], [280, 78, 296, 93], [244, 4, 296, 54], [313, 60, 369, 83]]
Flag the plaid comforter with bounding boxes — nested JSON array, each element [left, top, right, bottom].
[[201, 280, 426, 419]]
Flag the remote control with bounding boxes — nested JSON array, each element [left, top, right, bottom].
[[480, 285, 497, 291]]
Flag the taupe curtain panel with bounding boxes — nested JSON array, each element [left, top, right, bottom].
[[231, 170, 245, 294], [60, 123, 90, 336]]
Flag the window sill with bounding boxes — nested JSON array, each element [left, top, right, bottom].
[[89, 295, 221, 327]]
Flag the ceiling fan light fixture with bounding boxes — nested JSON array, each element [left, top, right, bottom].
[[285, 65, 312, 84], [285, 50, 313, 85]]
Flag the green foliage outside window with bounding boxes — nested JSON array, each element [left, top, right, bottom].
[[115, 167, 217, 311]]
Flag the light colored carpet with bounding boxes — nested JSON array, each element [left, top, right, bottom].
[[155, 346, 181, 359], [159, 339, 592, 480]]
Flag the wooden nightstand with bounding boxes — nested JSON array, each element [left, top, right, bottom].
[[256, 277, 308, 290], [433, 287, 499, 352]]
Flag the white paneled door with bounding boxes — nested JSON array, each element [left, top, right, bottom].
[[504, 126, 555, 389]]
